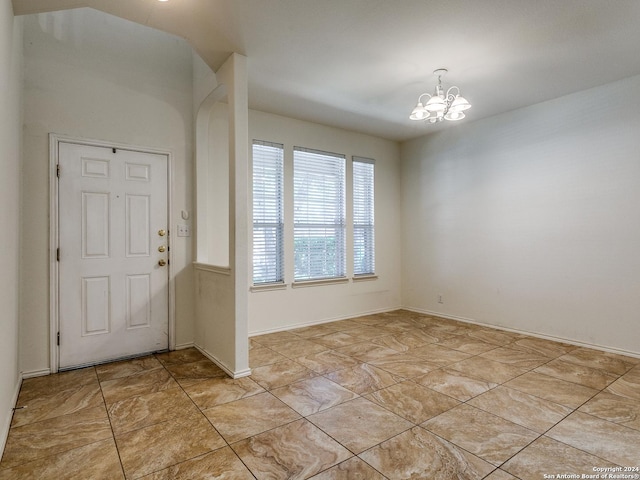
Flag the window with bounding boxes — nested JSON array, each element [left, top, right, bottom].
[[353, 157, 375, 275], [252, 140, 284, 284], [293, 147, 346, 281]]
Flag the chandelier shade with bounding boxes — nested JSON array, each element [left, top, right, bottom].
[[450, 95, 471, 112], [444, 110, 465, 121], [409, 102, 428, 120], [425, 95, 446, 112], [409, 69, 471, 123]]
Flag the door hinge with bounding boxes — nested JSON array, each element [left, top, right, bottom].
[[57, 332, 60, 346], [56, 164, 60, 178], [56, 248, 60, 262]]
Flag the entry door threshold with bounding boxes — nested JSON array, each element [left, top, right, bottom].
[[58, 349, 169, 372]]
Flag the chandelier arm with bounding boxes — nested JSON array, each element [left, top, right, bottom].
[[446, 86, 460, 97], [444, 86, 460, 110], [418, 93, 431, 103], [445, 92, 456, 107]]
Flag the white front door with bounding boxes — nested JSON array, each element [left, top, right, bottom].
[[58, 142, 169, 369]]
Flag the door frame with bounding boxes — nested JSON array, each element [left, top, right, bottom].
[[49, 133, 176, 373]]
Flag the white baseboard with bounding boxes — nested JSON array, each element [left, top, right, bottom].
[[404, 307, 640, 360], [194, 344, 252, 379], [1, 373, 22, 459], [174, 342, 195, 351], [248, 305, 403, 337], [21, 369, 51, 379]]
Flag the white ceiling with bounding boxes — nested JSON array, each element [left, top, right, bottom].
[[12, 0, 640, 141]]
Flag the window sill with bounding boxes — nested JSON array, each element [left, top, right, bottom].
[[292, 277, 349, 288], [250, 282, 287, 292], [352, 274, 378, 282]]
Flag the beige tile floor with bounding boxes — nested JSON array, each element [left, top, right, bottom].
[[1, 310, 640, 479]]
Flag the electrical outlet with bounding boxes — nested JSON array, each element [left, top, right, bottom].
[[437, 294, 444, 304], [177, 224, 190, 237]]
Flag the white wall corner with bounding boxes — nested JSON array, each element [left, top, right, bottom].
[[0, 374, 22, 457], [194, 344, 251, 379]]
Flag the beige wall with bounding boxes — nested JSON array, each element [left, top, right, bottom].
[[248, 110, 402, 334], [0, 0, 22, 451], [20, 8, 196, 374], [401, 74, 640, 356]]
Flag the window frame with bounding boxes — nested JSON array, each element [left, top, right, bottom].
[[292, 146, 347, 283], [352, 156, 376, 277], [251, 140, 285, 286]]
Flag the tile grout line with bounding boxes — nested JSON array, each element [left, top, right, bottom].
[[481, 357, 629, 476], [162, 357, 260, 480], [363, 338, 610, 476], [96, 366, 129, 479], [235, 352, 402, 479], [1, 368, 124, 475], [258, 325, 547, 469], [253, 318, 640, 476], [278, 341, 477, 476]]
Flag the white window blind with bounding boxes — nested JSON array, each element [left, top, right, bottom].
[[293, 147, 346, 281], [252, 140, 284, 284], [353, 157, 375, 276]]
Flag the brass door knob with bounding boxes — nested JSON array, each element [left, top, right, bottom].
[[158, 245, 166, 252], [158, 229, 166, 237], [158, 259, 167, 267]]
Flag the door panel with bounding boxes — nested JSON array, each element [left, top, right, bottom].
[[126, 274, 151, 328], [81, 276, 110, 335], [58, 142, 169, 369], [82, 192, 110, 258], [126, 194, 151, 256]]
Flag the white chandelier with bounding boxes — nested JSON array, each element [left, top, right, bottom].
[[409, 68, 471, 123]]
